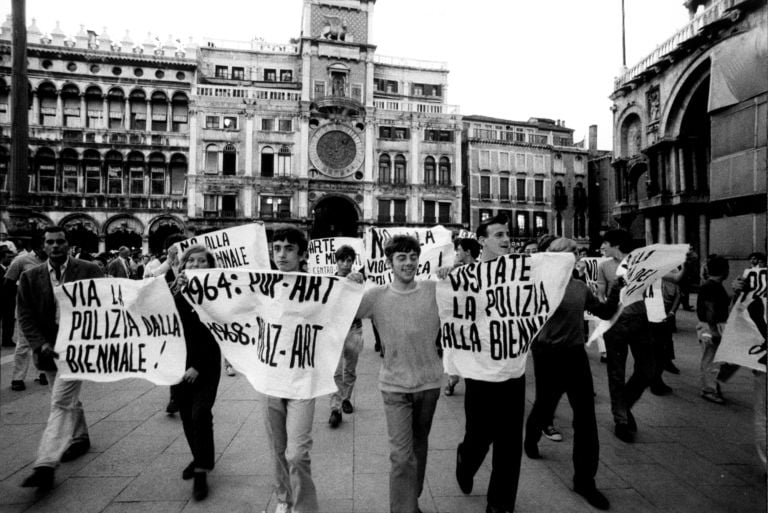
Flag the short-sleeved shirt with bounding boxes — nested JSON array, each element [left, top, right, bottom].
[[596, 258, 619, 300], [5, 253, 43, 283]]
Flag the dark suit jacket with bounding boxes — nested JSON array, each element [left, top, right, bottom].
[[107, 257, 130, 278], [17, 258, 104, 351]]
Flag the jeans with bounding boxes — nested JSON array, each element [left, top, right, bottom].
[[34, 370, 89, 468], [649, 319, 675, 384], [459, 376, 525, 511], [697, 326, 722, 393], [179, 366, 221, 471], [526, 345, 599, 488], [330, 328, 363, 411], [264, 396, 318, 513], [604, 317, 655, 425], [12, 319, 32, 381], [381, 388, 440, 513]]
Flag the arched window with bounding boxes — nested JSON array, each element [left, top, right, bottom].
[[105, 151, 123, 194], [107, 87, 125, 129], [261, 146, 274, 177], [169, 154, 187, 195], [129, 89, 147, 130], [0, 146, 9, 191], [277, 146, 291, 177], [171, 92, 188, 132], [149, 152, 166, 195], [574, 212, 586, 238], [424, 156, 435, 185], [555, 212, 563, 237], [378, 154, 391, 184], [84, 86, 103, 128], [60, 148, 79, 193], [0, 78, 8, 124], [37, 82, 57, 126], [61, 83, 80, 128], [394, 154, 406, 185], [573, 181, 586, 210], [83, 149, 102, 194], [204, 144, 219, 174], [35, 147, 56, 192], [151, 91, 168, 132], [222, 143, 237, 176], [438, 157, 451, 185], [127, 151, 145, 195]]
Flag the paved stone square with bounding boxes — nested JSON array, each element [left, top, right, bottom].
[[1, 308, 765, 512]]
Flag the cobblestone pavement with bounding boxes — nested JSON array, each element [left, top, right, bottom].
[[1, 308, 765, 512]]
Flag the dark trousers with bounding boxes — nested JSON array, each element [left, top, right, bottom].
[[649, 319, 674, 384], [178, 367, 221, 471], [525, 345, 599, 488], [459, 375, 525, 511], [604, 318, 655, 426]]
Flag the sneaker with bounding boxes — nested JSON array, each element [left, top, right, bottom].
[[11, 380, 25, 391], [275, 501, 291, 513], [225, 365, 235, 377], [574, 483, 610, 510], [341, 399, 354, 414], [542, 425, 563, 442], [20, 466, 54, 491], [701, 390, 725, 404], [329, 409, 341, 428], [36, 373, 48, 385]]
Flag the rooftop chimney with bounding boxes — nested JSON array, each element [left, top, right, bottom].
[[588, 125, 598, 151]]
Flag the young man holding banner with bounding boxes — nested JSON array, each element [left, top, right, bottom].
[[264, 227, 319, 513], [17, 227, 104, 491], [455, 214, 525, 513], [354, 235, 444, 513], [328, 245, 363, 428]]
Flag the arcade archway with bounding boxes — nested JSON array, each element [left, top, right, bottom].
[[311, 195, 359, 239], [148, 216, 185, 255], [60, 215, 100, 254], [104, 216, 144, 251]]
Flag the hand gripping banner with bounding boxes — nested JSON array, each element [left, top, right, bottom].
[[363, 225, 455, 284], [173, 223, 271, 270], [436, 252, 574, 381], [54, 277, 187, 385], [182, 269, 364, 398]]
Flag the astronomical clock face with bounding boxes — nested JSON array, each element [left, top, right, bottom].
[[309, 123, 364, 178]]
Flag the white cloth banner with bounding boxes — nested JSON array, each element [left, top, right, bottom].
[[307, 237, 365, 275], [182, 269, 364, 398], [620, 244, 688, 306], [436, 253, 574, 381], [457, 229, 476, 240], [54, 277, 186, 385], [644, 280, 667, 322], [363, 225, 455, 284], [173, 223, 270, 270], [716, 268, 767, 372]]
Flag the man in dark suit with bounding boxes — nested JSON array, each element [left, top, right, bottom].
[[18, 226, 104, 491], [107, 246, 131, 278]]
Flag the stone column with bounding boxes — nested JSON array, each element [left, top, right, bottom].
[[454, 128, 462, 224], [676, 213, 686, 243], [166, 101, 172, 132], [102, 97, 108, 129], [364, 121, 374, 182], [124, 98, 130, 129], [244, 113, 253, 177], [79, 94, 86, 127], [409, 123, 420, 223], [690, 148, 699, 191], [55, 92, 63, 125], [187, 108, 197, 218], [645, 216, 653, 244], [678, 146, 686, 193], [699, 213, 708, 260], [146, 100, 152, 134], [658, 215, 667, 243], [298, 114, 309, 179]]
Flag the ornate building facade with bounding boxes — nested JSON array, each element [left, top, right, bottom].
[[0, 18, 196, 253], [610, 0, 766, 268], [0, 0, 463, 250], [462, 115, 590, 246]]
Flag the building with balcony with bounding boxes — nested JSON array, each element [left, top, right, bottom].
[[462, 115, 589, 246], [610, 0, 766, 268], [0, 19, 195, 253], [188, 0, 462, 238], [0, 0, 462, 250]]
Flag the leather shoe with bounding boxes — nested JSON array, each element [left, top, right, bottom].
[[192, 472, 208, 501], [664, 361, 680, 374], [329, 409, 341, 428], [11, 380, 25, 391], [36, 373, 48, 386], [574, 484, 610, 510], [61, 439, 90, 462], [166, 399, 179, 414], [524, 439, 541, 459], [341, 399, 354, 414], [614, 423, 634, 443], [182, 461, 195, 480], [456, 445, 473, 494], [486, 505, 512, 513], [627, 411, 637, 432], [21, 467, 54, 491], [650, 382, 673, 396]]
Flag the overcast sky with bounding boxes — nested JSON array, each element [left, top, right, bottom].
[[5, 0, 692, 148]]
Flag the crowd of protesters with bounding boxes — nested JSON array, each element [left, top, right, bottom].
[[0, 225, 764, 513]]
